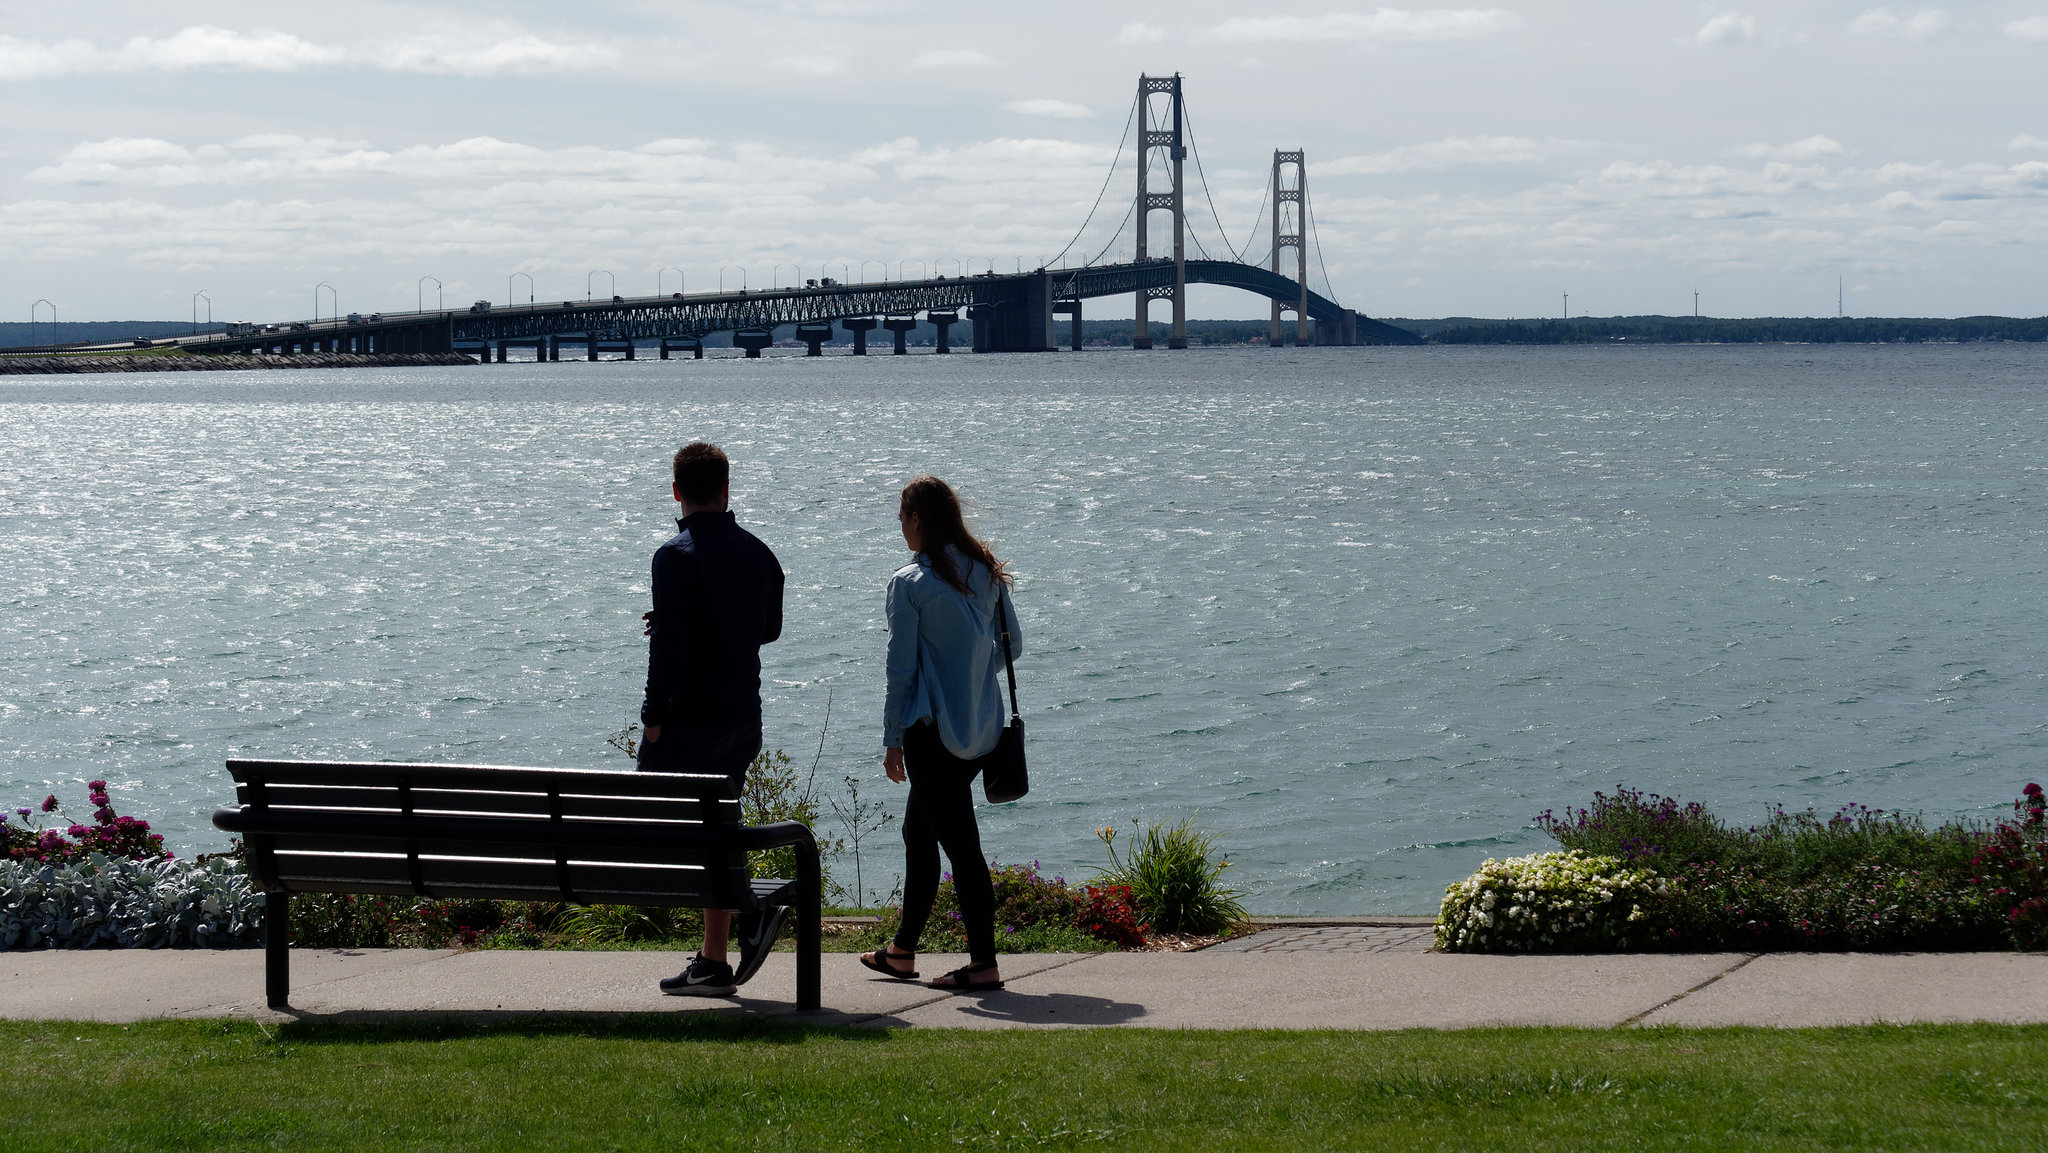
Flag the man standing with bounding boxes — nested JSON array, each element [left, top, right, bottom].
[[640, 442, 786, 996]]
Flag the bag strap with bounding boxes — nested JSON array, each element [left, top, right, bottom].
[[994, 581, 1021, 723]]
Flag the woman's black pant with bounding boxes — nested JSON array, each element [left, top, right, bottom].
[[894, 722, 997, 965]]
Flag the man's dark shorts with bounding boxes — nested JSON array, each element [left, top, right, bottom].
[[636, 723, 761, 793]]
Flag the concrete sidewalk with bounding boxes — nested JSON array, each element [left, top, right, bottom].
[[7, 939, 2048, 1029]]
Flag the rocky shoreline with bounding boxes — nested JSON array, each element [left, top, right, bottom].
[[0, 352, 479, 375]]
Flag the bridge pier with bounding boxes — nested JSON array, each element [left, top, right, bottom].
[[733, 329, 773, 358], [795, 322, 835, 356], [660, 338, 704, 360], [927, 311, 958, 354], [842, 317, 877, 355], [967, 304, 996, 353], [1054, 301, 1082, 350], [883, 316, 918, 354]]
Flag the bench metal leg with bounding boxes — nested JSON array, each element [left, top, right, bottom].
[[796, 844, 821, 1011], [266, 892, 290, 1009]]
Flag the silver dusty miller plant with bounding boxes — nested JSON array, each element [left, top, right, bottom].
[[1, 853, 264, 950]]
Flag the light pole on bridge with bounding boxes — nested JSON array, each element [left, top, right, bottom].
[[657, 267, 685, 297], [509, 272, 534, 308], [418, 276, 441, 314], [587, 270, 614, 301], [192, 290, 210, 335], [860, 260, 887, 284], [773, 264, 801, 289], [718, 266, 746, 292], [899, 260, 927, 282], [315, 282, 337, 323], [935, 258, 962, 278], [822, 261, 848, 285], [30, 299, 54, 347]]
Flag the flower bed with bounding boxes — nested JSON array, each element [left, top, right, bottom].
[[1438, 784, 2048, 953]]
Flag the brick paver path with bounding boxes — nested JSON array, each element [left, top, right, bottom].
[[1209, 924, 1436, 953]]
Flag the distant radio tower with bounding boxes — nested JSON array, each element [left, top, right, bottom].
[[1694, 288, 1699, 318], [1838, 275, 1844, 318], [1562, 292, 1568, 320]]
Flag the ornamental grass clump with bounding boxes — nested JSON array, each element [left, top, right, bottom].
[[1435, 849, 1666, 953], [1097, 818, 1246, 936]]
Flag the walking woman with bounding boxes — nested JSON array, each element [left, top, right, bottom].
[[861, 475, 1022, 991]]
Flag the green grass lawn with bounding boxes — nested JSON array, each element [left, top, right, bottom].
[[6, 1018, 2044, 1150]]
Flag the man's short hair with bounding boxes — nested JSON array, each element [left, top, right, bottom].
[[672, 442, 729, 506]]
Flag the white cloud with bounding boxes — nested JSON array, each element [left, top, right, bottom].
[[2010, 135, 2048, 150], [380, 35, 620, 78], [2006, 16, 2048, 40], [1114, 22, 1168, 44], [1325, 135, 1576, 174], [1201, 9, 1517, 45], [1005, 98, 1091, 118], [0, 25, 617, 80], [1740, 135, 1844, 161], [1691, 12, 1758, 44], [778, 53, 844, 76], [1850, 8, 1948, 40], [910, 48, 993, 67]]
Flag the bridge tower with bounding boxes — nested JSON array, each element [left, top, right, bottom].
[[1269, 150, 1310, 347], [1133, 73, 1187, 350]]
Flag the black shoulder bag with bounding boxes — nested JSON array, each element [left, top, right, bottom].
[[981, 583, 1029, 804]]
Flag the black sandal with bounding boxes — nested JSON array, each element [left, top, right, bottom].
[[928, 961, 1003, 991], [859, 945, 919, 980]]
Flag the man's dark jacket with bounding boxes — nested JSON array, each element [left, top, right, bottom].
[[640, 510, 784, 749]]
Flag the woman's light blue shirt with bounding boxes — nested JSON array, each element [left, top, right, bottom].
[[883, 546, 1023, 759]]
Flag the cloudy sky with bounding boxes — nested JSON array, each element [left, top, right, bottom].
[[3, 1, 2045, 322]]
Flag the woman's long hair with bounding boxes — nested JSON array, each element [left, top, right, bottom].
[[899, 475, 1010, 595]]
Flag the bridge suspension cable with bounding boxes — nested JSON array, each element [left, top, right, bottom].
[[1305, 195, 1342, 306], [1045, 88, 1140, 269], [1179, 94, 1249, 265]]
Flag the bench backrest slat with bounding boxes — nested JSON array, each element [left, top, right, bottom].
[[227, 759, 740, 802], [241, 782, 735, 825], [271, 834, 730, 869], [269, 853, 728, 906]]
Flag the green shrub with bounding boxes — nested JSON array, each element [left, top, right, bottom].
[[1097, 819, 1246, 935], [558, 904, 703, 945], [1535, 787, 1983, 882], [1436, 850, 1665, 952]]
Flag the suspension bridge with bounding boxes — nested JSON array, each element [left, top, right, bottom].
[[30, 74, 1423, 360]]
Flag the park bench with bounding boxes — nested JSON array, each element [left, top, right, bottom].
[[212, 759, 821, 1010]]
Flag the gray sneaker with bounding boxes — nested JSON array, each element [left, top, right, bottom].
[[659, 953, 736, 997], [732, 906, 789, 987]]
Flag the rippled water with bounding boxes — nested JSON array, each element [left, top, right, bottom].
[[4, 344, 2045, 912]]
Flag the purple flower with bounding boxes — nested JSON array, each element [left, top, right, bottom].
[[40, 795, 58, 813], [88, 780, 107, 792], [2026, 783, 2042, 797], [12, 807, 27, 819]]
